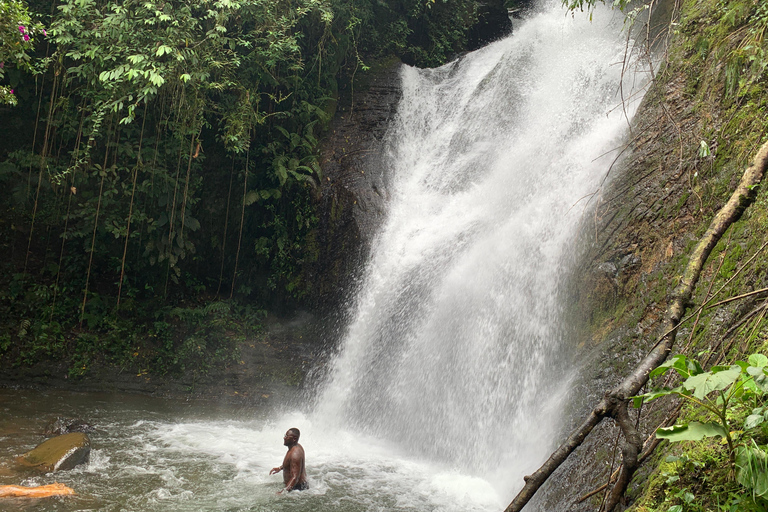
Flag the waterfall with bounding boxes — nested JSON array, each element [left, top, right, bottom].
[[316, 0, 651, 500]]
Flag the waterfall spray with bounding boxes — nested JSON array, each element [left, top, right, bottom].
[[316, 0, 652, 501]]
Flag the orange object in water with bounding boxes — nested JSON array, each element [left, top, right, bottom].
[[0, 483, 75, 498]]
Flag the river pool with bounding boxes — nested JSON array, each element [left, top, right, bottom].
[[0, 387, 503, 512]]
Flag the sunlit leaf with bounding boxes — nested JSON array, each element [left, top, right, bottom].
[[656, 421, 727, 441]]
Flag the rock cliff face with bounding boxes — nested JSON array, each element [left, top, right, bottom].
[[308, 59, 403, 312], [309, 4, 522, 312]]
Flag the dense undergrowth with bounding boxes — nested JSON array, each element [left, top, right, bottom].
[[0, 0, 491, 378]]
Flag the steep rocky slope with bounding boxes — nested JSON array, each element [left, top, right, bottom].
[[532, 0, 768, 509]]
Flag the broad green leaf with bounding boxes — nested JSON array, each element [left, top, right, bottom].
[[275, 126, 290, 139], [656, 421, 727, 441], [684, 366, 741, 400], [649, 355, 686, 379], [633, 387, 683, 407], [736, 444, 768, 498], [276, 165, 287, 185], [184, 216, 201, 231], [155, 44, 173, 57], [148, 71, 164, 87], [749, 354, 768, 368], [244, 190, 259, 206], [745, 414, 765, 430]]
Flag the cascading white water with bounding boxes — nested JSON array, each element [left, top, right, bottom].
[[316, 0, 652, 499]]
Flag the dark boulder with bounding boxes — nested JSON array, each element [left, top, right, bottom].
[[43, 417, 95, 436]]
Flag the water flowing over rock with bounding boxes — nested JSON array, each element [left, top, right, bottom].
[[315, 2, 653, 504]]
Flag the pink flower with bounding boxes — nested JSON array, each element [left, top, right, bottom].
[[18, 25, 25, 33], [23, 34, 30, 41], [10, 89, 14, 94], [0, 62, 4, 68], [43, 29, 47, 36]]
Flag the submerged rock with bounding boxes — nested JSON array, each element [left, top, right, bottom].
[[43, 417, 95, 436], [17, 432, 91, 472]]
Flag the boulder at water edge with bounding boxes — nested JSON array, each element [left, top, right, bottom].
[[17, 432, 91, 472]]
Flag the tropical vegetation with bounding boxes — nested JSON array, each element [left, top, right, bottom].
[[0, 0, 483, 377]]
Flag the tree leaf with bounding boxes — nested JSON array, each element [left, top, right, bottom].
[[684, 366, 741, 400], [244, 190, 259, 206], [632, 386, 684, 407], [650, 355, 691, 379], [155, 44, 173, 56], [749, 354, 768, 368], [184, 215, 200, 231], [656, 421, 727, 441], [745, 414, 765, 430]]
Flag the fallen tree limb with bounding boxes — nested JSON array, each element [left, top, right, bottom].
[[0, 483, 75, 498], [576, 402, 682, 505], [505, 139, 768, 512]]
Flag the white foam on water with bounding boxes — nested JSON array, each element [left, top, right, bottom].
[[139, 414, 503, 511]]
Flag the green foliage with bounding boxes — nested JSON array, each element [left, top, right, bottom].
[[631, 354, 768, 512], [343, 0, 478, 67], [736, 440, 768, 505], [0, 0, 483, 377], [635, 354, 768, 466], [561, 0, 631, 15], [0, 0, 45, 105], [721, 0, 768, 96]]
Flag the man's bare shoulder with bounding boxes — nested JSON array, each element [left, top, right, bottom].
[[288, 443, 305, 458]]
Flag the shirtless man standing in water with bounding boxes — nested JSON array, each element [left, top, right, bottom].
[[269, 428, 308, 493]]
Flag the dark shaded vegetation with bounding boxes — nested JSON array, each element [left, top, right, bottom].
[[0, 0, 497, 379]]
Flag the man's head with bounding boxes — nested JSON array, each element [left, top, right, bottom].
[[283, 428, 300, 446]]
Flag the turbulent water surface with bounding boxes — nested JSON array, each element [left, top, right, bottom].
[[0, 2, 652, 510]]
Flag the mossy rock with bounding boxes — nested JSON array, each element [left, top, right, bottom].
[[17, 432, 91, 472]]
